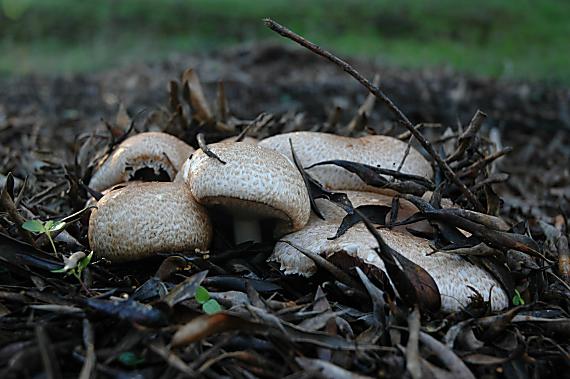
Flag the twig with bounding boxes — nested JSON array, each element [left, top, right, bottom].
[[79, 319, 96, 379], [446, 111, 486, 163], [197, 133, 226, 164], [406, 306, 422, 379], [264, 18, 484, 211], [36, 325, 63, 379]]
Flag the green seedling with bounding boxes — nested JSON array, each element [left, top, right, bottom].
[[195, 286, 222, 315], [52, 251, 93, 293], [22, 219, 66, 256], [512, 289, 525, 306]]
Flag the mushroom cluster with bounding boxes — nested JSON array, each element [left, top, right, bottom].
[[88, 133, 310, 260], [87, 129, 508, 312]]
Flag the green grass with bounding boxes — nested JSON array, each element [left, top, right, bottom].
[[1, 0, 569, 83]]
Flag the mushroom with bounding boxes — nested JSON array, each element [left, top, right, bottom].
[[89, 132, 193, 192], [88, 181, 212, 262], [258, 131, 433, 194], [272, 191, 508, 312], [183, 142, 310, 243]]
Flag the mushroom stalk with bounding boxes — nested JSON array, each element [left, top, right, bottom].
[[233, 216, 262, 244]]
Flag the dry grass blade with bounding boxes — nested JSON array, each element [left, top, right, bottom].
[[35, 325, 62, 379], [346, 73, 380, 134], [418, 331, 475, 379], [172, 313, 240, 347], [182, 68, 214, 125], [405, 306, 422, 379], [296, 357, 374, 379], [78, 319, 96, 379]]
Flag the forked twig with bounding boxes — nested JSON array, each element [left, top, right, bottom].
[[264, 18, 483, 211]]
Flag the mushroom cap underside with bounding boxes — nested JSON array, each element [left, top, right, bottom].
[[89, 132, 193, 191]]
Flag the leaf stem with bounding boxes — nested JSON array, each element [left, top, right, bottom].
[[46, 231, 58, 257]]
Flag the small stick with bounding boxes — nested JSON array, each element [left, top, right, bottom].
[[264, 18, 484, 211], [197, 133, 226, 164]]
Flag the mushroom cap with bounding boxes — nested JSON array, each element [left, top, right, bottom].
[[173, 136, 257, 183], [184, 142, 311, 233], [272, 191, 508, 312], [259, 131, 433, 194], [88, 182, 212, 262], [89, 132, 193, 192]]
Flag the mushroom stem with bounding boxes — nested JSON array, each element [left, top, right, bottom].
[[233, 217, 262, 244]]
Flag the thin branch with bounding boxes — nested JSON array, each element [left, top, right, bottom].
[[197, 133, 226, 164], [264, 18, 484, 211]]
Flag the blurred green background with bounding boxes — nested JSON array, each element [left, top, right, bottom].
[[1, 0, 568, 83]]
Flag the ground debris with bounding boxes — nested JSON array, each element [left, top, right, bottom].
[[0, 41, 568, 378]]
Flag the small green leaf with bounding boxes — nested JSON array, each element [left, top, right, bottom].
[[51, 267, 68, 273], [78, 251, 93, 272], [195, 286, 210, 304], [49, 220, 66, 232], [117, 351, 145, 367], [202, 299, 222, 314], [512, 289, 525, 305], [22, 220, 45, 233], [44, 220, 54, 230]]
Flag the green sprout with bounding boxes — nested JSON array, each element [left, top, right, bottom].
[[195, 286, 222, 314], [22, 219, 66, 256], [51, 251, 93, 293], [52, 251, 93, 280], [512, 289, 525, 306]]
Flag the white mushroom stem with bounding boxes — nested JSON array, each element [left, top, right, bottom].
[[233, 216, 262, 244]]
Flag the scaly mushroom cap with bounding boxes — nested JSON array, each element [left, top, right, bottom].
[[184, 142, 311, 233], [272, 191, 508, 312], [89, 132, 193, 192], [173, 136, 257, 183], [259, 131, 433, 193], [88, 182, 212, 262]]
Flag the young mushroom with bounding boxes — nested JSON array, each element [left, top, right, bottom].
[[183, 142, 310, 243], [88, 182, 212, 262], [259, 131, 433, 194], [89, 132, 193, 192], [272, 191, 508, 312]]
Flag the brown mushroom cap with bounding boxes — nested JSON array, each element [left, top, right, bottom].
[[259, 131, 433, 194], [272, 191, 508, 312], [184, 142, 311, 234], [88, 182, 211, 262], [89, 132, 193, 192]]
